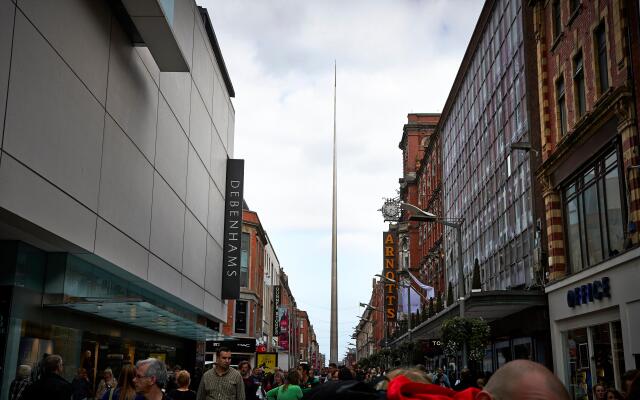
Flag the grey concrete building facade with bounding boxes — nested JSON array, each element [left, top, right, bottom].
[[0, 0, 235, 395]]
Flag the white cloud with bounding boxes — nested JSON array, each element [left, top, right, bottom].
[[202, 0, 484, 362]]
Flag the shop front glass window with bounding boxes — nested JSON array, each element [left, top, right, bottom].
[[566, 322, 626, 400], [495, 341, 512, 368], [592, 324, 614, 389], [513, 337, 533, 360], [567, 327, 590, 400]]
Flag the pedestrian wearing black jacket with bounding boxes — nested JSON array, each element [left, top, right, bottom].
[[24, 354, 73, 400]]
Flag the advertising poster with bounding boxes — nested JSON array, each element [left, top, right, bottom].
[[277, 307, 289, 351], [256, 353, 277, 373]]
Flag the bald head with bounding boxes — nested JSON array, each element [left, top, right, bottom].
[[477, 360, 570, 400]]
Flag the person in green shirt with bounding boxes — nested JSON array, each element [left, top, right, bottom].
[[296, 364, 319, 394], [266, 371, 302, 400]]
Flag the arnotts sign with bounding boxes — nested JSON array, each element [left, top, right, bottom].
[[221, 159, 245, 299], [383, 231, 398, 321]]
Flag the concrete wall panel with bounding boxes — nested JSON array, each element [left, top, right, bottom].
[[150, 172, 185, 270], [172, 0, 195, 70], [192, 27, 213, 115], [4, 12, 104, 211], [136, 47, 160, 86], [182, 275, 205, 310], [212, 73, 229, 149], [148, 254, 181, 298], [189, 83, 212, 170], [106, 21, 158, 162], [207, 182, 224, 245], [0, 154, 97, 251], [155, 96, 188, 200], [18, 0, 110, 104], [95, 217, 149, 281], [182, 209, 206, 284], [205, 291, 226, 322], [159, 72, 191, 134], [185, 147, 209, 225], [210, 131, 227, 196], [98, 115, 153, 246], [0, 0, 15, 147], [205, 234, 222, 296]]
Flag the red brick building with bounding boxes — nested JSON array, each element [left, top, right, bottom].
[[398, 114, 442, 304], [415, 119, 445, 296], [220, 209, 266, 365], [532, 0, 640, 390]]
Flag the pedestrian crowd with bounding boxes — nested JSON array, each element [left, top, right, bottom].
[[8, 349, 640, 400]]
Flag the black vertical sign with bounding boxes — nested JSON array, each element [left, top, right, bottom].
[[273, 285, 281, 336], [221, 159, 244, 299]]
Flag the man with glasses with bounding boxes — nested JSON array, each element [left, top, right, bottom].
[[196, 347, 244, 400], [134, 358, 168, 400]]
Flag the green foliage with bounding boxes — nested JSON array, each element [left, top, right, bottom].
[[441, 317, 490, 361], [428, 297, 435, 316]]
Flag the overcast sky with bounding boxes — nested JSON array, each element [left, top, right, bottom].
[[201, 0, 485, 362]]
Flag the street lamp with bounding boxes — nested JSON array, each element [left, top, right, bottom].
[[375, 274, 396, 284], [359, 302, 378, 310], [399, 201, 467, 368]]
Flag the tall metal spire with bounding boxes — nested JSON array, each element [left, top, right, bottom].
[[330, 61, 338, 364]]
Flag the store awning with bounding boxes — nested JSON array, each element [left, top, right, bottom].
[[46, 298, 225, 341], [390, 290, 547, 344]]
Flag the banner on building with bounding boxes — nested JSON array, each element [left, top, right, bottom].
[[383, 231, 398, 321], [277, 306, 289, 351], [256, 353, 278, 373], [273, 285, 281, 336], [221, 159, 245, 299]]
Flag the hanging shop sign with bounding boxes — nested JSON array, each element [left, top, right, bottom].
[[206, 338, 256, 353], [221, 159, 245, 299], [273, 285, 281, 336], [383, 231, 398, 321], [567, 277, 611, 308], [277, 307, 289, 351]]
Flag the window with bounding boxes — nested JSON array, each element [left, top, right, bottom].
[[235, 300, 248, 334], [565, 322, 625, 399], [557, 76, 567, 136], [595, 23, 609, 93], [574, 51, 586, 118], [552, 0, 562, 40], [570, 0, 580, 15], [563, 148, 624, 273], [240, 233, 250, 287]]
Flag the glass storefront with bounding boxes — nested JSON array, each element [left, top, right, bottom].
[[0, 242, 207, 399], [565, 321, 625, 400]]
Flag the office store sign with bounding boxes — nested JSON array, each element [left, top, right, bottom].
[[567, 277, 611, 308]]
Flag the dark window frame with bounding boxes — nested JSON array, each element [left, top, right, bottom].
[[234, 300, 248, 334], [562, 143, 626, 273], [595, 22, 610, 94], [573, 50, 586, 118], [556, 75, 567, 136], [240, 232, 250, 288], [552, 0, 562, 40]]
